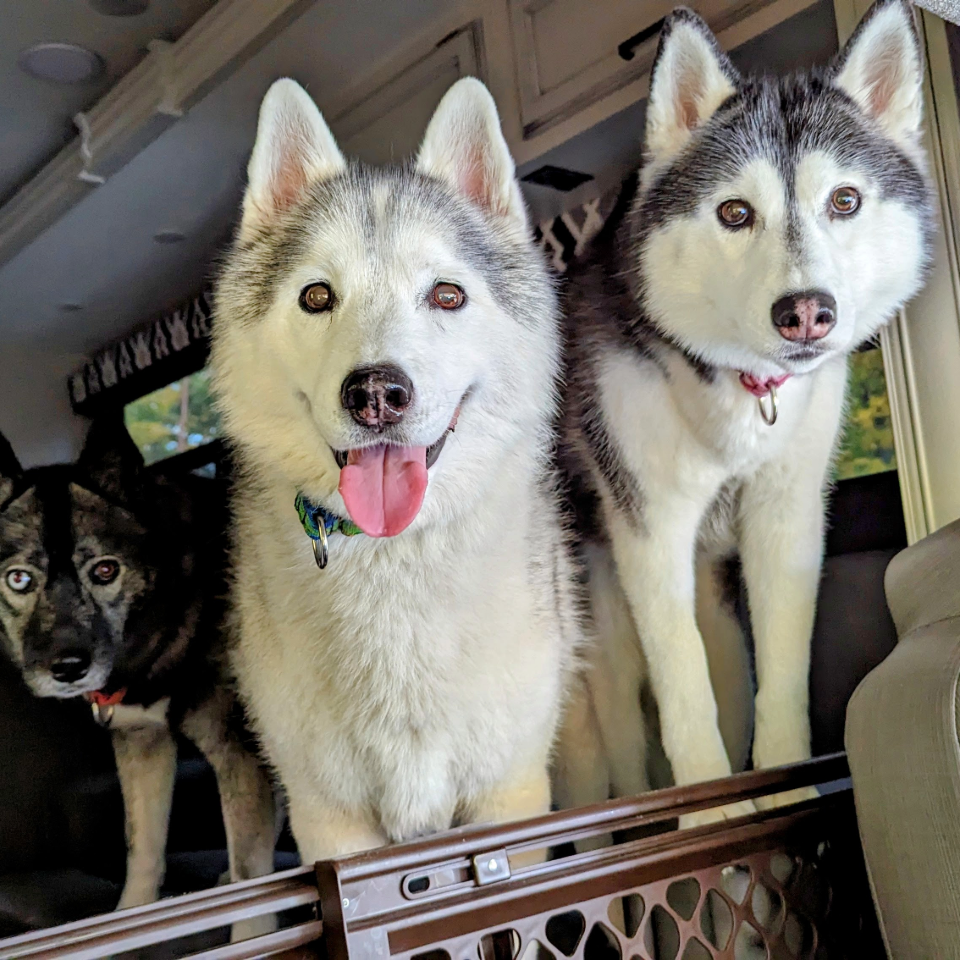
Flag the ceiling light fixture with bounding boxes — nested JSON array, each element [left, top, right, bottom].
[[153, 229, 186, 244], [18, 43, 104, 84], [90, 0, 150, 14], [0, 0, 312, 272]]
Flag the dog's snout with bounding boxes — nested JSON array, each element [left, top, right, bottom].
[[49, 649, 92, 684], [771, 291, 837, 342], [341, 365, 414, 430]]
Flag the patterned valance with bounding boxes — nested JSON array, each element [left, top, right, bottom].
[[68, 286, 215, 415], [68, 187, 621, 414]]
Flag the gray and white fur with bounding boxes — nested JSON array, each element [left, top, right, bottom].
[[554, 0, 932, 824], [211, 77, 582, 859]]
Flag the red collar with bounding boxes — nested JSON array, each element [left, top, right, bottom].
[[738, 372, 791, 397], [86, 688, 126, 708]]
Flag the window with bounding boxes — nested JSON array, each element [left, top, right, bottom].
[[833, 344, 896, 482], [124, 367, 221, 466]]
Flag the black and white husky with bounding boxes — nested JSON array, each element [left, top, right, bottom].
[[555, 0, 931, 822], [211, 77, 581, 859], [0, 419, 275, 916]]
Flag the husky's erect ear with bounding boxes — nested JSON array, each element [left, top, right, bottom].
[[417, 78, 527, 228], [240, 78, 346, 237], [645, 9, 739, 162], [77, 414, 145, 505], [831, 0, 923, 146], [0, 432, 22, 505]]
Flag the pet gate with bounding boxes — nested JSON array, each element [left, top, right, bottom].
[[0, 753, 881, 960]]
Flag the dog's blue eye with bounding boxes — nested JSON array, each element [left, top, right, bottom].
[[5, 569, 33, 593]]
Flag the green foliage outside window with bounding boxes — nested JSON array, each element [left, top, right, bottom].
[[124, 368, 221, 465], [833, 346, 897, 481]]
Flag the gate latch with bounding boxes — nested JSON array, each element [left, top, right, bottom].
[[472, 849, 511, 886]]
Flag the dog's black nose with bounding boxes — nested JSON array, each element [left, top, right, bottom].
[[341, 365, 414, 430], [771, 290, 837, 341], [49, 650, 91, 684]]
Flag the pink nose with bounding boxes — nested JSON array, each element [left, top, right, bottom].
[[771, 291, 837, 341]]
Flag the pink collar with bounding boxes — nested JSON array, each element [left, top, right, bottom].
[[738, 372, 791, 397]]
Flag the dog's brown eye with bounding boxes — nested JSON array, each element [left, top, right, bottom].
[[299, 282, 333, 313], [89, 560, 120, 586], [5, 569, 33, 593], [432, 282, 465, 310], [830, 186, 861, 216], [718, 199, 754, 228]]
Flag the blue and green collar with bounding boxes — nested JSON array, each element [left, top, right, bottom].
[[295, 493, 362, 569]]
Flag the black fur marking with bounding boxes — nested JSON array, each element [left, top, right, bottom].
[[660, 334, 717, 383], [714, 555, 743, 611], [0, 432, 22, 508], [580, 404, 643, 526], [0, 433, 20, 483], [35, 470, 78, 582], [639, 72, 929, 241]]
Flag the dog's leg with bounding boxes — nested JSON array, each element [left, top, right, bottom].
[[552, 671, 610, 812], [112, 723, 177, 909], [695, 555, 754, 774], [607, 505, 756, 827], [587, 549, 650, 800], [288, 794, 388, 863], [472, 764, 552, 867], [738, 362, 844, 814], [739, 464, 826, 810], [181, 696, 277, 941]]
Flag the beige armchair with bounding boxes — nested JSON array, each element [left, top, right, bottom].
[[845, 517, 960, 958]]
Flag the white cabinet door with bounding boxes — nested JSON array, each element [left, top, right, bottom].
[[331, 24, 483, 166], [509, 0, 812, 141]]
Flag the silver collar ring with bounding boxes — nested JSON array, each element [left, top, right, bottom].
[[312, 520, 329, 570], [758, 382, 779, 426]]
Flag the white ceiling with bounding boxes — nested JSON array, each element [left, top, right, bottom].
[[0, 0, 839, 357], [0, 0, 216, 204]]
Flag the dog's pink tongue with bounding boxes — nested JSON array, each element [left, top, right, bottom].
[[338, 445, 428, 538]]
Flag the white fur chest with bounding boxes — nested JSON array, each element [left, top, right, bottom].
[[230, 480, 568, 841], [599, 349, 839, 495]]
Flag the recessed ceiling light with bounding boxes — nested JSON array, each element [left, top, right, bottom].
[[59, 302, 84, 313], [89, 0, 150, 14], [153, 229, 186, 244], [18, 44, 104, 84]]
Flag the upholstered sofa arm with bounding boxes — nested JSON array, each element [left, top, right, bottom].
[[845, 517, 960, 959]]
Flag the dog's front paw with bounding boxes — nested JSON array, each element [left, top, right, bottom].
[[754, 785, 819, 812], [678, 798, 757, 830], [115, 878, 159, 912]]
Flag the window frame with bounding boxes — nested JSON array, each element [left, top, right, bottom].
[[834, 0, 960, 542]]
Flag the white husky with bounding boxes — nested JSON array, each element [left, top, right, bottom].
[[555, 0, 931, 822], [211, 77, 581, 859]]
